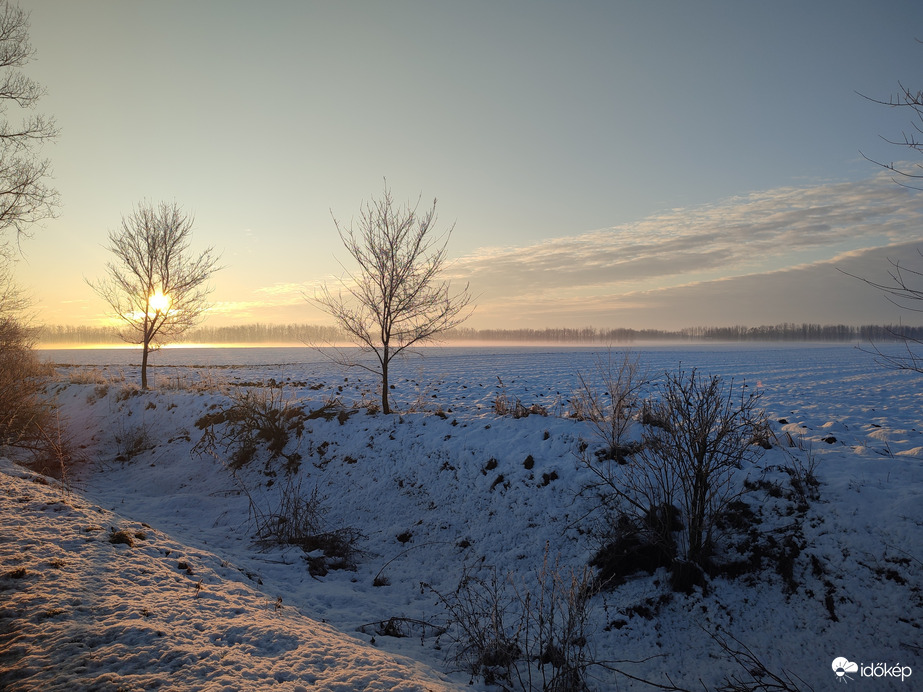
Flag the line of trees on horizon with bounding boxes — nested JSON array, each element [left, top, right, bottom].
[[35, 321, 923, 346]]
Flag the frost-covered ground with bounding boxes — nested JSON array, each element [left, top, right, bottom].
[[2, 344, 921, 690]]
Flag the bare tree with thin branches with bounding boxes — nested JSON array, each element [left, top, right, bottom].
[[851, 63, 923, 371], [0, 0, 58, 247], [89, 201, 221, 389], [859, 78, 923, 190], [312, 184, 471, 414], [841, 253, 923, 372], [0, 1, 66, 474]]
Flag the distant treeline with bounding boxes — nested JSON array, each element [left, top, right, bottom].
[[36, 323, 343, 345], [448, 324, 923, 342], [36, 322, 923, 345]]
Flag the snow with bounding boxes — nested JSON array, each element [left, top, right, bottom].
[[2, 344, 921, 690]]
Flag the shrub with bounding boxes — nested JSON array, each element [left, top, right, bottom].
[[194, 386, 308, 470], [86, 383, 110, 404], [644, 370, 766, 567], [584, 368, 767, 588], [113, 420, 154, 462], [780, 435, 821, 509], [0, 316, 51, 446], [115, 382, 141, 401], [571, 350, 647, 462], [431, 547, 596, 691], [67, 367, 111, 385], [244, 475, 364, 576], [711, 629, 811, 692], [159, 367, 228, 393], [108, 528, 135, 547], [0, 312, 77, 480], [431, 564, 522, 687]]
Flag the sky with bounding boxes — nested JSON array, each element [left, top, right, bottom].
[[11, 0, 923, 330]]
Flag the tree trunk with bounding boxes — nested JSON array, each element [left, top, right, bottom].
[[381, 342, 390, 414], [688, 465, 708, 562], [141, 340, 150, 390]]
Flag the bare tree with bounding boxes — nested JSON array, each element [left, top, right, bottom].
[[0, 1, 65, 474], [89, 201, 221, 389], [312, 184, 471, 414], [0, 0, 58, 246], [841, 253, 923, 372], [851, 67, 923, 371], [859, 79, 923, 189]]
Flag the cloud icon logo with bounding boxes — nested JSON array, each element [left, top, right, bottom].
[[832, 657, 859, 682]]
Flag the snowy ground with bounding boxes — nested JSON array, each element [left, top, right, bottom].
[[2, 344, 921, 690]]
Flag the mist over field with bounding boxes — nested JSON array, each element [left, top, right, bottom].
[[35, 322, 923, 349]]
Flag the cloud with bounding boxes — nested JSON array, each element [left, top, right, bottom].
[[205, 297, 329, 326], [452, 171, 923, 326], [468, 242, 923, 329], [253, 282, 313, 302]]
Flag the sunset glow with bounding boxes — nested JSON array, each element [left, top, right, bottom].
[[149, 290, 170, 314]]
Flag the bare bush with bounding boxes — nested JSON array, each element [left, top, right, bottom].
[[571, 350, 646, 461], [0, 309, 78, 481], [158, 367, 228, 393], [430, 565, 520, 687], [66, 367, 113, 385], [0, 262, 80, 482], [430, 549, 597, 691], [710, 629, 814, 692], [0, 314, 50, 445], [241, 474, 364, 577], [513, 550, 596, 692], [194, 386, 308, 470], [586, 368, 766, 590], [779, 436, 820, 510], [643, 370, 765, 568], [113, 420, 154, 462]]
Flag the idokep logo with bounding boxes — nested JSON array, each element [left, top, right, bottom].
[[832, 657, 913, 683], [832, 658, 858, 682]]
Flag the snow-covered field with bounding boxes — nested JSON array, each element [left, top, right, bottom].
[[2, 345, 921, 690]]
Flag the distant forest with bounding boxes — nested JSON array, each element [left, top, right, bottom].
[[36, 322, 923, 346]]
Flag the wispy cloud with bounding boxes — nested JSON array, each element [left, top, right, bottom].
[[253, 282, 313, 302], [449, 171, 923, 326], [465, 242, 923, 329]]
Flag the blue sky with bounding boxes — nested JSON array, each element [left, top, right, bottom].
[[14, 0, 923, 329]]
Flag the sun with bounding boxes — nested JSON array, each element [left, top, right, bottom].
[[149, 290, 171, 313]]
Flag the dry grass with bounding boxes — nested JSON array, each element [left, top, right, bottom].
[[65, 367, 112, 385], [158, 367, 229, 393]]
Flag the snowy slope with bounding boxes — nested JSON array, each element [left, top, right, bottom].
[[3, 345, 921, 690], [0, 458, 461, 691]]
